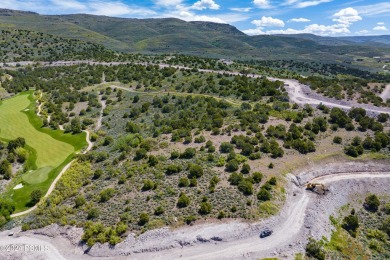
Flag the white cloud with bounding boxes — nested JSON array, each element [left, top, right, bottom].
[[295, 0, 333, 8], [191, 0, 219, 10], [230, 7, 252, 12], [243, 28, 265, 35], [357, 30, 370, 35], [252, 16, 285, 27], [154, 0, 182, 7], [0, 0, 156, 16], [0, 0, 48, 12], [332, 7, 362, 25], [245, 7, 364, 36], [283, 0, 299, 5], [173, 10, 225, 23], [303, 23, 350, 34], [377, 22, 385, 25], [50, 0, 85, 10], [266, 23, 351, 35], [283, 0, 333, 8], [355, 2, 390, 16], [88, 1, 156, 16], [373, 26, 388, 31], [153, 0, 248, 24], [253, 0, 271, 9], [289, 18, 310, 22]]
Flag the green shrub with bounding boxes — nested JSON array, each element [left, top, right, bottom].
[[0, 160, 12, 180], [177, 192, 190, 208], [220, 142, 234, 153], [241, 163, 250, 174], [364, 194, 380, 212], [199, 202, 212, 215], [225, 159, 239, 172], [252, 172, 263, 183], [170, 151, 180, 159], [75, 196, 86, 208], [238, 180, 253, 195], [142, 180, 155, 191], [134, 148, 148, 160], [178, 177, 190, 187], [166, 164, 182, 175], [87, 208, 99, 219], [138, 212, 149, 226], [154, 206, 165, 216], [257, 188, 271, 201], [30, 189, 43, 205], [188, 164, 204, 179], [148, 155, 158, 166], [180, 148, 196, 159], [382, 217, 390, 236], [228, 172, 243, 186], [268, 177, 277, 186], [99, 188, 115, 202], [333, 136, 342, 144], [342, 212, 359, 237], [382, 203, 390, 214], [305, 238, 325, 260]]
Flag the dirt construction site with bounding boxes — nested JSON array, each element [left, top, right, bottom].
[[0, 160, 389, 260]]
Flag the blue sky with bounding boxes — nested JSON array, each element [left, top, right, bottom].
[[1, 0, 389, 36]]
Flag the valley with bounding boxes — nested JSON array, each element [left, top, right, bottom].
[[0, 7, 389, 260]]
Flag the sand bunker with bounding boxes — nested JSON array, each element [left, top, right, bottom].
[[13, 183, 23, 190]]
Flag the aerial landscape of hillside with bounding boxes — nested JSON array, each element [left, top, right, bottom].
[[0, 0, 389, 259]]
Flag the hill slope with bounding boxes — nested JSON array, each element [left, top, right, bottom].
[[0, 8, 389, 61]]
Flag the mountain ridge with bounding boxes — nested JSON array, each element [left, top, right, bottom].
[[0, 8, 389, 61]]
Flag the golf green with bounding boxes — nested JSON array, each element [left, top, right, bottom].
[[0, 92, 87, 211], [22, 167, 53, 184]]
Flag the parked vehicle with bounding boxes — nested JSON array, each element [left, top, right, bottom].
[[259, 228, 273, 238]]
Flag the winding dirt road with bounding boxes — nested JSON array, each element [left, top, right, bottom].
[[3, 60, 388, 115], [380, 84, 390, 101], [2, 60, 390, 258], [3, 166, 389, 259], [95, 96, 106, 131], [131, 171, 390, 260]]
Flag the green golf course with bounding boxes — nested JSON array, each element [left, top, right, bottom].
[[0, 92, 86, 212]]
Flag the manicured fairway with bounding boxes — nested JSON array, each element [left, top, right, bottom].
[[0, 92, 87, 212], [0, 94, 75, 167]]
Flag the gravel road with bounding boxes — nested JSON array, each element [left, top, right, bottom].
[[2, 162, 389, 260], [1, 60, 390, 259], [3, 60, 388, 115], [380, 84, 390, 101]]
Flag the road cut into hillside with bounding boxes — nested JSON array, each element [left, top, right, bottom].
[[1, 162, 389, 260]]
